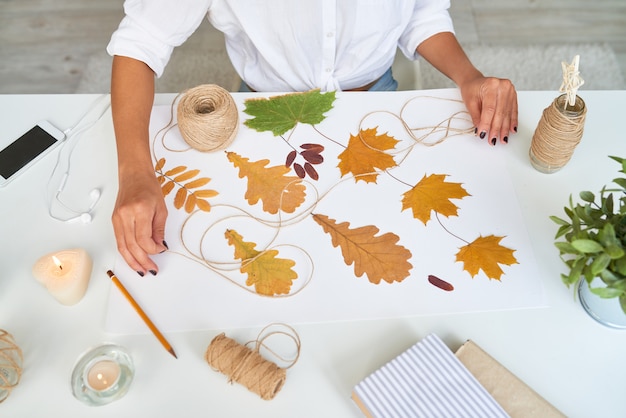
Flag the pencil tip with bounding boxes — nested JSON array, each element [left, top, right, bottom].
[[106, 270, 114, 278], [169, 349, 178, 359]]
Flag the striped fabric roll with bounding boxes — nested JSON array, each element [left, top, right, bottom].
[[352, 334, 509, 418]]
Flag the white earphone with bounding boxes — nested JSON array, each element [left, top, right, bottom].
[[45, 94, 110, 224], [50, 175, 102, 224]]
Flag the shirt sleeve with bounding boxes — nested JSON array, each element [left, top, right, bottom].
[[398, 0, 455, 61], [106, 0, 212, 77]]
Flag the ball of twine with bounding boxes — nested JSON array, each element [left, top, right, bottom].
[[176, 84, 239, 152], [530, 94, 587, 171], [0, 329, 23, 403]]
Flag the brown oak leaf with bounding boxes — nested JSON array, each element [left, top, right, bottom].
[[455, 235, 518, 281], [225, 229, 297, 296], [337, 128, 398, 183], [402, 173, 470, 225], [227, 151, 306, 214], [312, 213, 412, 284]]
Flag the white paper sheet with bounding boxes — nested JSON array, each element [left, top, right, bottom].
[[105, 89, 546, 334]]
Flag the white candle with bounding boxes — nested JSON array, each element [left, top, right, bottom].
[[85, 358, 121, 392], [32, 248, 93, 305]]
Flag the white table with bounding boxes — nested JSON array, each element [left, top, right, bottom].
[[1, 91, 625, 417]]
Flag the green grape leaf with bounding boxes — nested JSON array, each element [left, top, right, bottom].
[[243, 89, 336, 136]]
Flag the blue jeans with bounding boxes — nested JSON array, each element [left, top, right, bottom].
[[239, 67, 398, 92]]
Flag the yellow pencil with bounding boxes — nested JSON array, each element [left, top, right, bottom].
[[106, 270, 177, 359]]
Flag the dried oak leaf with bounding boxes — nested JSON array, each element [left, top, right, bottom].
[[455, 235, 518, 281], [243, 89, 336, 136], [227, 151, 306, 214], [312, 214, 412, 284], [225, 229, 297, 296], [337, 128, 399, 183], [402, 173, 470, 225], [154, 157, 218, 213]]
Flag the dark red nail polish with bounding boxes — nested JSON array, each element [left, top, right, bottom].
[[503, 136, 508, 143], [491, 138, 497, 146], [137, 271, 145, 277], [162, 240, 169, 250], [474, 127, 478, 134], [479, 131, 486, 139], [513, 126, 518, 133], [149, 270, 157, 276]]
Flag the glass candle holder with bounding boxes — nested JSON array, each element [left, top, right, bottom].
[[71, 343, 134, 406]]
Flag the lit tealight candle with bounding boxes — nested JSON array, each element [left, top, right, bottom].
[[32, 248, 93, 305], [85, 358, 120, 392]]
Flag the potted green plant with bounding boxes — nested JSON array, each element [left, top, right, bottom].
[[551, 155, 626, 325]]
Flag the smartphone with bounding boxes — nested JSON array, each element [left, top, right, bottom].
[[0, 121, 66, 187]]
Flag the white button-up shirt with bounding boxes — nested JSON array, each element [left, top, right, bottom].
[[107, 0, 454, 92]]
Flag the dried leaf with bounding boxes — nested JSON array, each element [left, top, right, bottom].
[[455, 235, 518, 280], [227, 151, 306, 214], [165, 165, 186, 176], [174, 169, 200, 183], [312, 214, 412, 284], [402, 174, 470, 225], [174, 187, 186, 209], [162, 181, 175, 196], [154, 158, 218, 213], [337, 128, 398, 183], [184, 177, 211, 189], [243, 89, 336, 136], [225, 229, 298, 296], [155, 158, 166, 172]]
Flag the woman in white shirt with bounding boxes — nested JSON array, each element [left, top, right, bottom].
[[108, 0, 518, 276]]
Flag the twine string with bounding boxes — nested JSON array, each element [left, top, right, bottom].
[[204, 324, 300, 400], [0, 329, 23, 402], [530, 95, 587, 169]]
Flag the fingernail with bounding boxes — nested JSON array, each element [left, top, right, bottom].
[[149, 270, 157, 276], [162, 240, 169, 250], [503, 136, 509, 143], [479, 131, 486, 139], [491, 138, 497, 146], [513, 126, 518, 133], [474, 127, 478, 135], [137, 271, 145, 277]]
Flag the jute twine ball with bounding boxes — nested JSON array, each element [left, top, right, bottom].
[[176, 84, 239, 152], [0, 329, 23, 403]]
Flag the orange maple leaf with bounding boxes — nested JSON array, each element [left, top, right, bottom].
[[312, 213, 412, 284], [337, 127, 398, 183], [402, 173, 470, 225], [227, 151, 306, 214], [225, 229, 298, 296], [455, 235, 518, 281]]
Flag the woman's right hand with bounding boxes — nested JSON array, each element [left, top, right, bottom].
[[112, 168, 168, 276]]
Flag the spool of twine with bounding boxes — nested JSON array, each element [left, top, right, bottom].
[[176, 84, 239, 152], [0, 329, 23, 403], [529, 94, 587, 173], [204, 325, 300, 400]]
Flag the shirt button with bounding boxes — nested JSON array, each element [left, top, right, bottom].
[[326, 32, 334, 38], [325, 68, 332, 73]]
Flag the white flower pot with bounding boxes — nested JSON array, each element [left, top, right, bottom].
[[578, 278, 626, 329]]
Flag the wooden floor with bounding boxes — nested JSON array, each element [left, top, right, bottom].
[[1, 0, 625, 93]]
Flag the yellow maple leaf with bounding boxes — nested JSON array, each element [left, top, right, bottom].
[[227, 151, 306, 214], [225, 229, 298, 296], [455, 235, 518, 281], [337, 128, 398, 183], [402, 173, 470, 225], [312, 214, 412, 284]]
